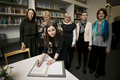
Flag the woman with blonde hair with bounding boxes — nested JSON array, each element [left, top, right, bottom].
[[61, 13, 76, 69], [40, 11, 53, 54], [40, 11, 51, 39]]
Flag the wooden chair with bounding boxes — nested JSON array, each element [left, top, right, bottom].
[[4, 48, 31, 65]]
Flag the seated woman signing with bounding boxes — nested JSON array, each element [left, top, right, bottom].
[[36, 22, 67, 67]]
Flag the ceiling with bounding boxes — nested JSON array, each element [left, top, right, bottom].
[[107, 0, 120, 6]]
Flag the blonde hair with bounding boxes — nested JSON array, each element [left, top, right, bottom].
[[64, 13, 73, 23], [42, 11, 51, 17]]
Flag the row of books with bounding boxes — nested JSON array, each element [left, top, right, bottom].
[[36, 10, 65, 18], [0, 17, 24, 25], [35, 2, 51, 9], [74, 14, 81, 19], [0, 6, 27, 14], [36, 18, 63, 27], [1, 0, 28, 5]]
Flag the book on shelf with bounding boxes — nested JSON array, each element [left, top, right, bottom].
[[74, 14, 80, 19], [35, 2, 51, 9], [0, 6, 27, 14]]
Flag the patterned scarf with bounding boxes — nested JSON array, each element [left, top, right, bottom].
[[79, 20, 87, 33], [92, 19, 109, 42]]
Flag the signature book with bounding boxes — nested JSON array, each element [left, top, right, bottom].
[[27, 60, 66, 77]]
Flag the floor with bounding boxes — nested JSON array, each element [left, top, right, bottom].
[[0, 48, 120, 80]]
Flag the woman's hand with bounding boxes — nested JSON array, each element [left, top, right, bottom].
[[36, 60, 43, 67], [88, 46, 91, 51], [21, 42, 26, 50], [38, 43, 40, 47], [46, 59, 55, 65], [71, 44, 75, 47], [106, 49, 110, 53]]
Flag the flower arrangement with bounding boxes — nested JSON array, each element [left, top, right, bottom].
[[0, 65, 13, 80]]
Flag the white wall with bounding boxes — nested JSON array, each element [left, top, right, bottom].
[[67, 4, 74, 21], [0, 27, 19, 39], [110, 5, 120, 22], [87, 0, 106, 23]]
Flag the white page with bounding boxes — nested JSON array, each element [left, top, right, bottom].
[[47, 62, 63, 75], [30, 61, 48, 74]]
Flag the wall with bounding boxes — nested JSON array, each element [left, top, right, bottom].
[[87, 0, 106, 23], [110, 5, 120, 22]]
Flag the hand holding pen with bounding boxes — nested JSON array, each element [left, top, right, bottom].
[[36, 59, 43, 67]]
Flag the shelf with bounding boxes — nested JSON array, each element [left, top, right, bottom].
[[74, 18, 81, 20], [36, 15, 64, 19], [35, 6, 67, 13], [75, 13, 81, 15], [0, 24, 20, 27], [0, 13, 26, 16], [0, 1, 28, 8]]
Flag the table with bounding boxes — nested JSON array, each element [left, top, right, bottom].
[[9, 54, 79, 80]]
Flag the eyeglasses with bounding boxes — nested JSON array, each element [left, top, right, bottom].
[[65, 17, 70, 19]]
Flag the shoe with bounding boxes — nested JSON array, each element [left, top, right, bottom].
[[95, 73, 99, 78], [89, 70, 94, 74], [76, 65, 81, 70], [83, 67, 86, 74]]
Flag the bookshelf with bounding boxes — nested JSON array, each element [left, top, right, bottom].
[[0, 0, 28, 27]]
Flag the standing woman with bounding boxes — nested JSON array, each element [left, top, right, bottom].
[[40, 11, 53, 54], [61, 13, 76, 68], [36, 22, 67, 67], [88, 8, 112, 78], [40, 11, 51, 39], [76, 11, 92, 74], [20, 9, 39, 57]]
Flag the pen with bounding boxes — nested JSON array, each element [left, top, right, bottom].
[[38, 60, 39, 65]]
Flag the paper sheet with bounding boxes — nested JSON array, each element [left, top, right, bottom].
[[47, 62, 63, 75], [30, 61, 48, 74]]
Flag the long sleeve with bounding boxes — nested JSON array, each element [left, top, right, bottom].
[[107, 22, 112, 49], [20, 20, 24, 43], [42, 42, 48, 53], [36, 26, 40, 43], [72, 28, 76, 45], [56, 34, 64, 54], [89, 23, 92, 46]]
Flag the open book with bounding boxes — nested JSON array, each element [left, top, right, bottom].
[[27, 60, 66, 77]]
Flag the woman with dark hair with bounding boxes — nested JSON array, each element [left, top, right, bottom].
[[88, 8, 112, 78], [20, 9, 39, 58], [76, 11, 92, 74], [36, 22, 67, 67]]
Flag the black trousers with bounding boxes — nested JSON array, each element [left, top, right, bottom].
[[88, 45, 106, 75], [76, 41, 89, 67]]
